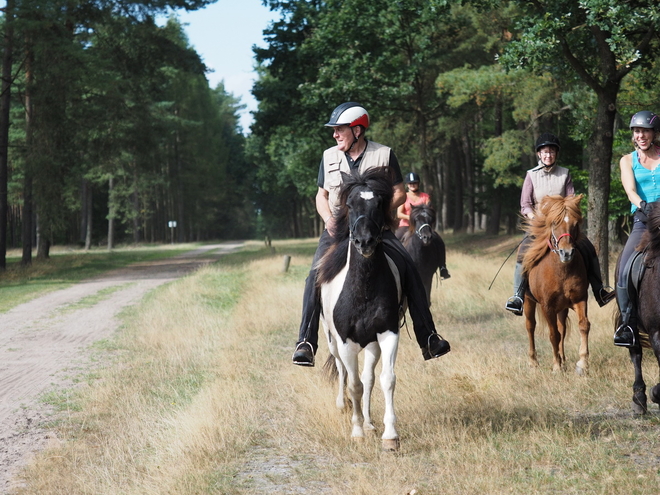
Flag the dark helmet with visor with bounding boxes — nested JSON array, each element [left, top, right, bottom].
[[629, 111, 659, 130], [535, 133, 561, 152], [325, 102, 370, 129], [405, 172, 420, 184]]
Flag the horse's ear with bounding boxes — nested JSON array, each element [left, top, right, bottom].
[[340, 171, 352, 183]]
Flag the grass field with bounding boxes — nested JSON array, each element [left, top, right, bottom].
[[0, 244, 198, 312], [13, 235, 660, 494]]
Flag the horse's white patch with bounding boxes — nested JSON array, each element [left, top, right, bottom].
[[360, 191, 374, 200], [564, 215, 569, 223]]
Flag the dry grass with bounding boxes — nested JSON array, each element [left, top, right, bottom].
[[15, 235, 660, 494]]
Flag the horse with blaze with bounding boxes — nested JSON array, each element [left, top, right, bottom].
[[316, 166, 403, 451], [399, 203, 449, 305], [522, 194, 591, 374]]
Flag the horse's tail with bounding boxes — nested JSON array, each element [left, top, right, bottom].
[[322, 354, 339, 383]]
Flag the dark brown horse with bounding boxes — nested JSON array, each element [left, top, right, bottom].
[[399, 204, 448, 305], [522, 195, 591, 374], [616, 203, 660, 414]]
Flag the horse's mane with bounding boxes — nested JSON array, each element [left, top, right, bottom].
[[401, 203, 435, 244], [640, 202, 660, 258], [316, 166, 395, 285], [522, 194, 583, 274]]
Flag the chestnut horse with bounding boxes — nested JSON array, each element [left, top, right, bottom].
[[316, 167, 403, 451], [616, 203, 660, 414], [522, 194, 591, 374]]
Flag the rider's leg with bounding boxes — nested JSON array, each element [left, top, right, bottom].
[[575, 237, 615, 307], [292, 231, 333, 366], [381, 230, 450, 361], [505, 235, 531, 315], [614, 219, 647, 347]]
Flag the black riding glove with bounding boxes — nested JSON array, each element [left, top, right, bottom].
[[636, 200, 654, 223]]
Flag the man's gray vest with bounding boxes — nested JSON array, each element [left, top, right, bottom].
[[322, 141, 391, 213]]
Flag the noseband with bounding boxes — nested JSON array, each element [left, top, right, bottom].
[[350, 214, 384, 243], [547, 227, 572, 254], [415, 223, 432, 239]]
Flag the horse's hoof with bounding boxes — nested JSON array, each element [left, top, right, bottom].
[[632, 393, 648, 415], [575, 365, 588, 376], [382, 438, 400, 452], [650, 385, 660, 404]]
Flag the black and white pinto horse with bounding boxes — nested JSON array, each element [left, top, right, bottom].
[[316, 166, 403, 451], [400, 204, 447, 305]]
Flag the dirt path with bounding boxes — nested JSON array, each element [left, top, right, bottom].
[[0, 243, 243, 490]]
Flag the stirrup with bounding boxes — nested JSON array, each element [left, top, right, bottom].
[[292, 341, 315, 366], [505, 295, 524, 316], [613, 325, 636, 348]]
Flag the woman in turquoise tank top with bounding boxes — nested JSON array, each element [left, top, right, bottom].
[[614, 110, 660, 347]]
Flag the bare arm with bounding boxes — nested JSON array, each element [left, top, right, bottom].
[[316, 187, 336, 235], [620, 153, 643, 209], [396, 202, 409, 221], [392, 183, 406, 210]]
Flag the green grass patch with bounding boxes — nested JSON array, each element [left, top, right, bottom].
[[0, 244, 200, 313]]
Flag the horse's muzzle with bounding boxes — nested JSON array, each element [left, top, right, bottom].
[[353, 236, 378, 258], [557, 247, 574, 263]]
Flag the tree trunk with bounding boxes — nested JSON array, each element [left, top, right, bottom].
[[85, 183, 92, 250], [587, 90, 617, 282], [107, 177, 114, 250], [0, 0, 14, 269], [451, 137, 464, 232], [22, 40, 34, 266]]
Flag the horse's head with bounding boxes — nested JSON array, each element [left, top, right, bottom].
[[409, 204, 436, 246], [533, 194, 583, 264], [337, 167, 394, 258]]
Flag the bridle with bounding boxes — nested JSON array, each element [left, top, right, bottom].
[[349, 214, 384, 243], [415, 222, 432, 240], [547, 225, 573, 254]]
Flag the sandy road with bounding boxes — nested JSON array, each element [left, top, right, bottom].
[[0, 243, 243, 490]]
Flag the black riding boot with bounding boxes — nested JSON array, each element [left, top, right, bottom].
[[292, 231, 332, 367], [505, 262, 526, 316], [576, 239, 615, 307], [382, 232, 450, 361], [614, 285, 637, 347]]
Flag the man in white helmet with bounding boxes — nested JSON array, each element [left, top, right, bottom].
[[292, 102, 451, 366]]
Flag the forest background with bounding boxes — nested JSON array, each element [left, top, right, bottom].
[[0, 0, 659, 281]]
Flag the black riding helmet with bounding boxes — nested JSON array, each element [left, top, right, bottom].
[[535, 133, 561, 152], [629, 111, 659, 130], [405, 172, 420, 184]]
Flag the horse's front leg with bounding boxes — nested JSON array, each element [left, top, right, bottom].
[[572, 301, 590, 376], [557, 308, 568, 368], [361, 341, 381, 434], [377, 330, 400, 451], [543, 307, 565, 372], [629, 344, 647, 415], [338, 341, 365, 438], [525, 299, 539, 368]]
